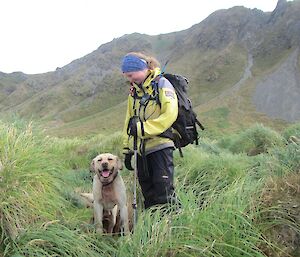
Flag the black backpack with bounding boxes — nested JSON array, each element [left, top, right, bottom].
[[159, 73, 205, 156]]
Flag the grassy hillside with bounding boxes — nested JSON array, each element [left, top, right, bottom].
[[1, 119, 299, 256], [48, 101, 128, 137]]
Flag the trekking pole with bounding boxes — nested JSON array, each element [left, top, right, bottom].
[[132, 134, 138, 230]]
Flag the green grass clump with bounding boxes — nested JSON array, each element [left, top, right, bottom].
[[257, 172, 300, 257], [5, 223, 117, 256], [175, 145, 253, 202], [0, 121, 68, 249], [217, 123, 285, 154], [282, 122, 300, 141], [268, 143, 300, 174], [259, 121, 300, 176]]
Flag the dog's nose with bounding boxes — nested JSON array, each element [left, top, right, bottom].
[[102, 162, 108, 169]]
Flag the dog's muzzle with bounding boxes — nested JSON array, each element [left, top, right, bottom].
[[99, 167, 114, 178]]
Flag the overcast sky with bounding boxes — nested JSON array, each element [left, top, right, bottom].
[[0, 0, 281, 74]]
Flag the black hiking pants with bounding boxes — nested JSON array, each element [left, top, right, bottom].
[[137, 147, 176, 209]]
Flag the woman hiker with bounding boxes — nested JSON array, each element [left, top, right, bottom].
[[121, 52, 179, 210]]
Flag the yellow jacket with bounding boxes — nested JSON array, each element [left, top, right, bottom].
[[122, 68, 178, 155]]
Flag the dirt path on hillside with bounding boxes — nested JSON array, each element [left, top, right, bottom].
[[221, 53, 253, 98], [199, 52, 253, 112], [253, 48, 300, 122]]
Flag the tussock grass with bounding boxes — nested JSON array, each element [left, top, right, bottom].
[[217, 123, 285, 154], [282, 122, 300, 140], [5, 223, 117, 256], [175, 146, 253, 202], [0, 121, 67, 243], [1, 119, 300, 256], [268, 143, 300, 174], [258, 172, 300, 257]]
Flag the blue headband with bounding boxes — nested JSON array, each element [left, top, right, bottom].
[[121, 55, 148, 73]]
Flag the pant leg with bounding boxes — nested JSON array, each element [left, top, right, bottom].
[[137, 148, 177, 209], [137, 154, 156, 209], [148, 148, 176, 206]]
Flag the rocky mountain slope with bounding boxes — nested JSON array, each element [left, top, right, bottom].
[[253, 48, 300, 122], [0, 0, 299, 136]]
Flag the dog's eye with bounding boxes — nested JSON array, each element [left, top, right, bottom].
[[98, 158, 102, 162], [108, 157, 113, 161]]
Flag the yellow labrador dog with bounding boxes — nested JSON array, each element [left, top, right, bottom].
[[90, 153, 129, 235]]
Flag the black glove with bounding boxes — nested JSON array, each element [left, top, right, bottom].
[[124, 152, 134, 171], [127, 116, 139, 137]]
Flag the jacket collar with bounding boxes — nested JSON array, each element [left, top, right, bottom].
[[133, 68, 161, 94]]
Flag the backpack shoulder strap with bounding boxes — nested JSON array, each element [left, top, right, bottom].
[[150, 77, 161, 106]]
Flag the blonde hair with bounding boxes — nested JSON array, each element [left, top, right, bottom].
[[126, 52, 160, 70]]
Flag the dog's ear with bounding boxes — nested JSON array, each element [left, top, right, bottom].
[[117, 156, 123, 170], [89, 159, 95, 173]]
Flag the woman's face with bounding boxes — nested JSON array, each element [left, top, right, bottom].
[[123, 69, 148, 84]]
